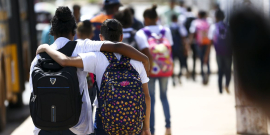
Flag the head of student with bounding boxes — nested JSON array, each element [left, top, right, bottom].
[[171, 14, 178, 23], [103, 0, 122, 15], [73, 4, 81, 23], [179, 0, 185, 7], [100, 19, 123, 42], [114, 8, 133, 28], [169, 0, 176, 10], [187, 7, 192, 12], [77, 20, 94, 39], [50, 6, 77, 41], [215, 10, 225, 22], [143, 5, 158, 26], [198, 10, 207, 19]]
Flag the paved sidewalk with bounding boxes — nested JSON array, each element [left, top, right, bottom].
[[11, 75, 236, 135]]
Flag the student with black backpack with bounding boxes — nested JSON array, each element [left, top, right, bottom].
[[170, 14, 188, 86], [36, 19, 151, 135], [184, 7, 197, 81], [30, 7, 149, 135]]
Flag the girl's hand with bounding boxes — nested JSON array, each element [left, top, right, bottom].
[[36, 44, 50, 55], [141, 129, 151, 135]]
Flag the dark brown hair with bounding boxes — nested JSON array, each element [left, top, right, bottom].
[[77, 20, 93, 37], [114, 8, 133, 28], [100, 19, 123, 41], [143, 5, 158, 20]]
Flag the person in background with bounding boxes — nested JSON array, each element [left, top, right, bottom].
[[189, 11, 211, 85], [176, 0, 186, 15], [90, 0, 122, 41], [209, 3, 220, 23], [162, 0, 179, 26], [184, 7, 197, 81], [73, 4, 81, 40], [76, 20, 94, 40], [73, 4, 81, 23], [41, 25, 54, 45], [135, 5, 173, 135], [76, 20, 96, 112], [170, 14, 188, 86], [41, 14, 54, 45], [208, 10, 231, 94], [114, 8, 138, 49], [129, 6, 144, 31]]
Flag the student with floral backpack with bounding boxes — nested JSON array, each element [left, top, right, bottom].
[[135, 5, 173, 135], [189, 10, 211, 85]]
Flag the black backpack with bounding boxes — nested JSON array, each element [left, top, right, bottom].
[[184, 17, 196, 35], [30, 41, 84, 130], [122, 29, 138, 49]]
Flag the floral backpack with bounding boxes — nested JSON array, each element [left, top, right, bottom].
[[97, 52, 146, 135], [143, 28, 173, 77], [195, 19, 211, 46]]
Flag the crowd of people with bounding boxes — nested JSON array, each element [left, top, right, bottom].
[[35, 0, 233, 135]]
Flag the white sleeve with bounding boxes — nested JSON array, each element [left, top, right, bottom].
[[74, 39, 105, 54], [135, 30, 149, 51], [208, 24, 216, 40], [179, 25, 188, 37], [130, 60, 149, 84], [189, 20, 197, 34], [29, 56, 39, 93], [78, 52, 99, 74], [165, 27, 174, 46]]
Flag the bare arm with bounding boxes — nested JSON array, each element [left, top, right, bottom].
[[140, 48, 153, 75], [36, 42, 150, 74], [36, 44, 84, 68], [204, 44, 211, 64], [142, 83, 151, 133]]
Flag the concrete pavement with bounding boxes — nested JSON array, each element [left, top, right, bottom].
[[10, 75, 236, 135]]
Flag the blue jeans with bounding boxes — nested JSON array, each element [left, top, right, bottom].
[[39, 130, 76, 135], [149, 77, 171, 134], [196, 45, 211, 77]]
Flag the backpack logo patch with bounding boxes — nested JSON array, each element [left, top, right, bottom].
[[120, 81, 130, 86], [50, 78, 56, 85]]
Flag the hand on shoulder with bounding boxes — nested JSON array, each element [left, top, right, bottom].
[[36, 44, 50, 55]]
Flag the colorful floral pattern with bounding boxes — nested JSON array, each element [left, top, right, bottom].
[[98, 52, 146, 135]]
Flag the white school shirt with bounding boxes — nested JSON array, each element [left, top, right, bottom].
[[135, 25, 174, 51], [29, 37, 105, 135], [208, 24, 216, 40], [78, 52, 150, 108], [170, 22, 188, 37]]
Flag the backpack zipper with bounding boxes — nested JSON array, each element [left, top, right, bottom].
[[31, 95, 37, 102]]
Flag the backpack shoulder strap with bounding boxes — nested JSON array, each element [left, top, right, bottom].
[[160, 28, 166, 37], [39, 41, 77, 59], [102, 52, 118, 63], [58, 41, 77, 57], [120, 55, 131, 64], [143, 28, 152, 38]]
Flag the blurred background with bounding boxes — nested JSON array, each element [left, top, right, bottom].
[[0, 0, 270, 135]]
